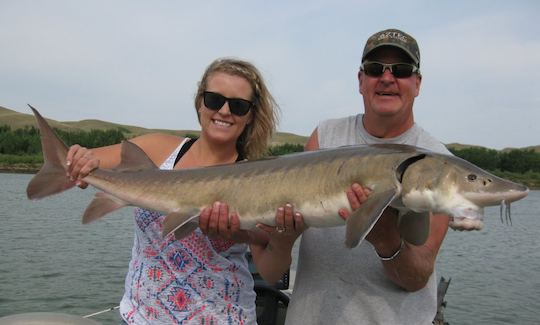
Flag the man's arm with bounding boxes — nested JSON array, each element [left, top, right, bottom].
[[363, 207, 448, 291], [305, 127, 449, 292]]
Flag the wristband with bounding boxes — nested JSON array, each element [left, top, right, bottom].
[[377, 239, 404, 261]]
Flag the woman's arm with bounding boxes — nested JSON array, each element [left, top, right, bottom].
[[250, 204, 304, 284], [199, 202, 305, 284], [66, 133, 183, 187]]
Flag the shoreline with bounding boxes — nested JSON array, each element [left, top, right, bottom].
[[0, 168, 38, 174]]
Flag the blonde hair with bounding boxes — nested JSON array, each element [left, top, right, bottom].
[[194, 57, 280, 159]]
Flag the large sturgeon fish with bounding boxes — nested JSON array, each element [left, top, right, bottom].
[[26, 106, 529, 247]]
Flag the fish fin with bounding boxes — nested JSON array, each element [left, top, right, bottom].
[[26, 105, 75, 200], [115, 140, 158, 172], [162, 211, 200, 239], [174, 222, 199, 240], [345, 188, 398, 248], [397, 211, 430, 246], [82, 192, 129, 224]]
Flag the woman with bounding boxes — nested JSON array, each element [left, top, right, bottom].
[[66, 58, 304, 324]]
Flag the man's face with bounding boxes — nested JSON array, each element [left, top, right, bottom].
[[359, 46, 421, 118]]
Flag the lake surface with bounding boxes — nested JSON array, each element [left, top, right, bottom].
[[1, 173, 539, 324]]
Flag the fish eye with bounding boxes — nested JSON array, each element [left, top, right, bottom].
[[467, 174, 477, 182]]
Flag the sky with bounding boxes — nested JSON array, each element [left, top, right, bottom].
[[1, 0, 539, 150]]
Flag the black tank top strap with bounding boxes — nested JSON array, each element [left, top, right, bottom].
[[174, 137, 245, 166], [174, 138, 197, 166], [236, 152, 246, 162]]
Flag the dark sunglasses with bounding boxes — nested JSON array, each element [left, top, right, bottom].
[[202, 91, 253, 116], [360, 61, 419, 78]]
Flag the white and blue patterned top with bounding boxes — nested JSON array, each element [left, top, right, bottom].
[[119, 139, 256, 324]]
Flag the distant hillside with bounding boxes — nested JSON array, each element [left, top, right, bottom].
[[446, 143, 486, 150], [2, 105, 538, 151], [0, 105, 308, 146], [446, 142, 540, 153], [510, 145, 540, 153]]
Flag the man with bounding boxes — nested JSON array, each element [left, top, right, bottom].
[[284, 29, 451, 325]]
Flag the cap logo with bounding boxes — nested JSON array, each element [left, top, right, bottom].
[[377, 31, 408, 44], [363, 29, 420, 66]]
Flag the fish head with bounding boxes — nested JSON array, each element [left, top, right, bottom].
[[399, 153, 528, 229], [442, 155, 529, 207]]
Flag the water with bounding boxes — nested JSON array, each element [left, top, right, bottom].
[[436, 189, 540, 324], [0, 173, 132, 324], [1, 173, 539, 324]]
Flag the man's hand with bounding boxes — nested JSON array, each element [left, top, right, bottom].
[[337, 183, 371, 220]]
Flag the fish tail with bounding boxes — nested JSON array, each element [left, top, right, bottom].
[[26, 105, 75, 200]]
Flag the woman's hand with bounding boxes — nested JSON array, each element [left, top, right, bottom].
[[199, 202, 256, 244], [199, 202, 306, 246], [256, 203, 306, 245], [249, 204, 306, 284], [66, 144, 100, 189]]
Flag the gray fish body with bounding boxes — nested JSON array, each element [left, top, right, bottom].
[[26, 106, 529, 247], [86, 145, 414, 229]]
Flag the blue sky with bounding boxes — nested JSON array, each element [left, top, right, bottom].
[[1, 0, 539, 149]]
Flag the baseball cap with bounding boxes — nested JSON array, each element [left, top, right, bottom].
[[362, 29, 420, 66]]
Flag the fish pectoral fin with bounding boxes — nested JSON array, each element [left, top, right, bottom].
[[345, 188, 398, 248], [397, 211, 430, 246], [162, 211, 200, 239], [82, 192, 129, 224], [174, 222, 199, 240]]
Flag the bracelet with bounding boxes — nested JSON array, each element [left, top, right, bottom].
[[377, 239, 405, 261]]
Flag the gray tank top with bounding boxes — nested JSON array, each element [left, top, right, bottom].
[[285, 114, 449, 325]]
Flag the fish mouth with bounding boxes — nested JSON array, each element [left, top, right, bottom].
[[449, 216, 484, 231]]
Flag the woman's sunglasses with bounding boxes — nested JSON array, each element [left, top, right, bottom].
[[360, 61, 419, 78], [203, 91, 253, 117]]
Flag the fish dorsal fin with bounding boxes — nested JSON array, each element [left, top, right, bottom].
[[116, 140, 158, 172], [345, 188, 398, 248], [162, 210, 201, 239], [82, 192, 129, 224], [397, 211, 430, 245]]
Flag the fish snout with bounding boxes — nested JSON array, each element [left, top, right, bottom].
[[464, 190, 526, 207], [503, 187, 529, 203]]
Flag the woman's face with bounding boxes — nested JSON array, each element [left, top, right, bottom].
[[198, 72, 254, 147]]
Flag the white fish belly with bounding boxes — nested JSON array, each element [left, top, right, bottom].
[[238, 193, 348, 229]]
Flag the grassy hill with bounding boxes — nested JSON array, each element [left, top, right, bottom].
[[446, 142, 540, 153], [0, 106, 308, 146], [2, 105, 538, 151]]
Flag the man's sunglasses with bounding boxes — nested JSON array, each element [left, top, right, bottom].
[[203, 91, 253, 116], [360, 61, 419, 78]]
